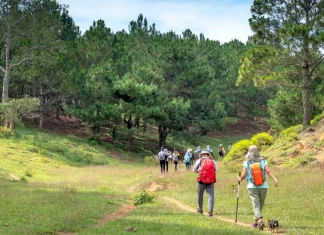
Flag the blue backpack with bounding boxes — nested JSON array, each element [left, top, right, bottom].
[[184, 153, 191, 162]]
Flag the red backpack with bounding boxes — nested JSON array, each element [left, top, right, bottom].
[[197, 158, 216, 184]]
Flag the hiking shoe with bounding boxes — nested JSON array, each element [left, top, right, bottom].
[[208, 212, 213, 217], [258, 220, 264, 230], [196, 208, 203, 214], [252, 223, 258, 228]]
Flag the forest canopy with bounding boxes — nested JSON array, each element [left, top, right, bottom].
[[1, 0, 323, 146]]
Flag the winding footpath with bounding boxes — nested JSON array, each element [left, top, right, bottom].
[[57, 181, 285, 235], [162, 196, 285, 234]]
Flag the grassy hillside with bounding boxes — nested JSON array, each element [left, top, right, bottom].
[[262, 118, 324, 167], [0, 123, 323, 234]]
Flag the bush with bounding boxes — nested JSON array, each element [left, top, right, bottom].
[[133, 190, 155, 206], [251, 132, 274, 151], [0, 126, 15, 137], [0, 96, 39, 129], [88, 136, 102, 146], [278, 125, 303, 142], [311, 111, 324, 126], [24, 169, 34, 177], [144, 156, 158, 167], [224, 161, 242, 173], [223, 139, 253, 163]]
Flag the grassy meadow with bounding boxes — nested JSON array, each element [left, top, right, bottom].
[[0, 127, 323, 234]]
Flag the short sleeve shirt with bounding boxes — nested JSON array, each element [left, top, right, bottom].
[[243, 160, 268, 189]]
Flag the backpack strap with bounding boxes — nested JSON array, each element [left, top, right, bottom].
[[247, 159, 265, 171]]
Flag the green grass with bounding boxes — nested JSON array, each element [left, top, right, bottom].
[[79, 199, 262, 235], [159, 164, 324, 235], [0, 178, 122, 234], [1, 126, 323, 234]]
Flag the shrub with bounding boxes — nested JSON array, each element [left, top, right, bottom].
[[251, 132, 274, 150], [0, 96, 39, 130], [278, 125, 303, 142], [311, 111, 324, 126], [0, 126, 14, 137], [88, 136, 102, 146], [133, 190, 155, 206], [223, 139, 253, 163], [24, 169, 33, 177], [224, 161, 242, 173], [144, 156, 158, 167]]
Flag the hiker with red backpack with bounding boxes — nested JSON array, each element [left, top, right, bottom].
[[193, 150, 218, 217], [238, 145, 278, 230]]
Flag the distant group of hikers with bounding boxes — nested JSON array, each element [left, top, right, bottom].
[[156, 144, 278, 229], [157, 143, 233, 174]]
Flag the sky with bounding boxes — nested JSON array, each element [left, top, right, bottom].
[[61, 0, 254, 44]]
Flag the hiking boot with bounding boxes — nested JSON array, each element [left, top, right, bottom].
[[258, 220, 265, 230], [252, 223, 258, 228], [196, 208, 203, 214]]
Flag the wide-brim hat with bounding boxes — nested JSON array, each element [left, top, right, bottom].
[[200, 150, 210, 155], [246, 145, 264, 161]]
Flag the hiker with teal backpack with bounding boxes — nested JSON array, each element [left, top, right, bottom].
[[238, 145, 278, 230], [193, 150, 218, 216], [184, 148, 192, 171]]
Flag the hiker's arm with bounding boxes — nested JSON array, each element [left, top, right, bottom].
[[192, 159, 200, 173], [214, 161, 218, 173], [265, 165, 278, 187], [238, 167, 247, 182]]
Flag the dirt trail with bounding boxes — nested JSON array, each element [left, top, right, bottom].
[[162, 196, 286, 235], [93, 201, 135, 228], [57, 199, 136, 234]]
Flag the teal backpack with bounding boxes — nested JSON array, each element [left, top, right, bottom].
[[184, 153, 191, 162]]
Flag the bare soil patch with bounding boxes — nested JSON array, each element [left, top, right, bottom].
[[94, 201, 136, 228], [207, 118, 270, 137], [144, 181, 175, 192]]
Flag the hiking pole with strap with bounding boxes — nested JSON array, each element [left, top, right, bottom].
[[235, 172, 241, 224]]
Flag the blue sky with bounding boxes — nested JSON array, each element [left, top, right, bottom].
[[61, 0, 254, 43]]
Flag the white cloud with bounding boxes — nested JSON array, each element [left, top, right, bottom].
[[61, 0, 253, 43]]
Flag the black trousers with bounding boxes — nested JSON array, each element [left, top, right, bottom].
[[160, 160, 166, 173]]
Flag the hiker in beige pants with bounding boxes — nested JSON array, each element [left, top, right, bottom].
[[238, 145, 278, 229]]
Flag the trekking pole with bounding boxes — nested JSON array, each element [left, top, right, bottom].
[[235, 172, 241, 224]]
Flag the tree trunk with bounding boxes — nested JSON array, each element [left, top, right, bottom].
[[158, 125, 168, 147], [2, 71, 10, 103], [302, 69, 311, 126], [112, 126, 116, 141], [302, 18, 311, 126], [92, 108, 101, 135], [2, 33, 11, 103], [39, 85, 44, 131], [56, 106, 60, 120]]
